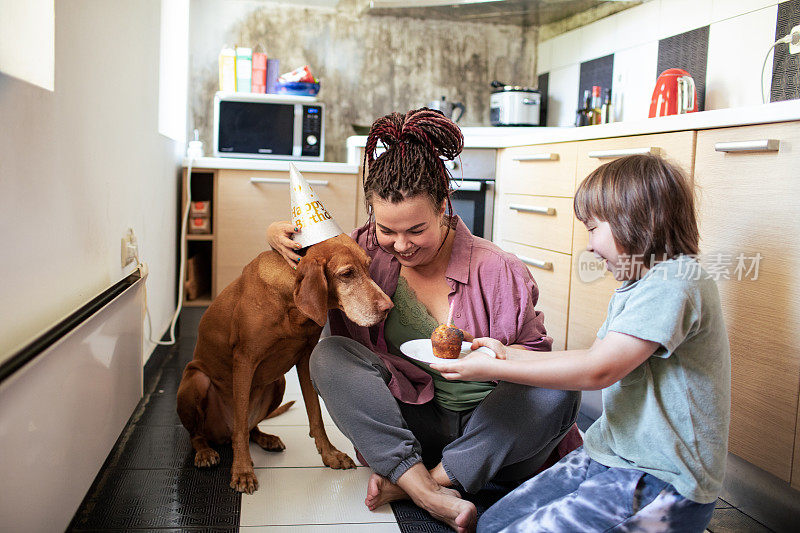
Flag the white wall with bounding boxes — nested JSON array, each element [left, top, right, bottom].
[[0, 0, 183, 364], [538, 0, 784, 126]]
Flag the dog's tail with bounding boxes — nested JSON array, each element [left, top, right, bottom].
[[264, 400, 295, 419]]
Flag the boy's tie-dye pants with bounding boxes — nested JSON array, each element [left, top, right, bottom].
[[478, 447, 715, 532]]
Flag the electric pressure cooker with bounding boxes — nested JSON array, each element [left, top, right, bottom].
[[490, 80, 541, 126]]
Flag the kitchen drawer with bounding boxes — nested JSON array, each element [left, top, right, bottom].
[[215, 169, 358, 290], [566, 217, 620, 350], [502, 241, 572, 351], [694, 121, 800, 485], [574, 131, 696, 189], [496, 142, 578, 197], [496, 194, 574, 254]]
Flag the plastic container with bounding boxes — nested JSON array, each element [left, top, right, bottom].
[[275, 81, 320, 97]]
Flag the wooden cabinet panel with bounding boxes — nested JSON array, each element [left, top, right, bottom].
[[496, 195, 575, 254], [694, 121, 800, 484], [567, 131, 697, 350], [215, 169, 358, 291], [496, 142, 578, 197], [566, 218, 620, 349], [574, 131, 696, 188], [501, 241, 572, 351]]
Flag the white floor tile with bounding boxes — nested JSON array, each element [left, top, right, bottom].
[[240, 467, 395, 526], [249, 424, 357, 468], [274, 366, 303, 396], [259, 393, 336, 427], [240, 524, 401, 532]]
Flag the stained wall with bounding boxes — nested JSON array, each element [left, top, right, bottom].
[[189, 0, 538, 162]]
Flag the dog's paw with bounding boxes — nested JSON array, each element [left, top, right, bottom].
[[322, 449, 357, 469], [194, 448, 220, 468], [230, 470, 259, 494], [252, 432, 286, 452]]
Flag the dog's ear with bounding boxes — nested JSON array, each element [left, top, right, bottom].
[[293, 257, 328, 326]]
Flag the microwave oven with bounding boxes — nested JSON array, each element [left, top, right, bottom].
[[213, 92, 324, 161]]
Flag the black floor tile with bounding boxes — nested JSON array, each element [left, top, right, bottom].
[[707, 507, 775, 532], [70, 465, 239, 530], [68, 307, 240, 532]]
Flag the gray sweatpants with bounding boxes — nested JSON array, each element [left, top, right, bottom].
[[309, 336, 581, 493]]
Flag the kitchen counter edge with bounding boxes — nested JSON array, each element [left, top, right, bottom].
[[346, 100, 800, 163], [182, 158, 359, 174]]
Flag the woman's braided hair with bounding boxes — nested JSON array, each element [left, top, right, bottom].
[[362, 108, 464, 248]]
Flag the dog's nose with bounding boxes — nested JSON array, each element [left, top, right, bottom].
[[377, 294, 394, 315]]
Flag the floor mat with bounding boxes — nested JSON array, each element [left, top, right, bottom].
[[390, 482, 511, 532], [68, 321, 242, 532]]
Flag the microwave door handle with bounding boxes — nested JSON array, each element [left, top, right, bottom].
[[250, 177, 330, 186]]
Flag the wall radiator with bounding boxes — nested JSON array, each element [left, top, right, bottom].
[[0, 268, 146, 532]]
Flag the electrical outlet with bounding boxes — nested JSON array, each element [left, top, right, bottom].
[[121, 228, 138, 267], [790, 25, 800, 55]]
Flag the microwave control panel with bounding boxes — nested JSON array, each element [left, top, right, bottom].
[[301, 105, 323, 157]]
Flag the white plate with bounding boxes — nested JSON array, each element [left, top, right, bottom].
[[399, 339, 496, 366]]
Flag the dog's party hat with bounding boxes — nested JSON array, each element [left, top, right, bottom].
[[289, 163, 343, 248]]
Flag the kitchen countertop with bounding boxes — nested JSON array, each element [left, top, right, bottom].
[[346, 99, 800, 163], [182, 157, 358, 174]]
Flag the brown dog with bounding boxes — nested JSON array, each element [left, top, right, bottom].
[[177, 234, 393, 493]]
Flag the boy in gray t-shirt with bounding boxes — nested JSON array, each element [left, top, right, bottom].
[[432, 154, 731, 532], [587, 254, 730, 505]]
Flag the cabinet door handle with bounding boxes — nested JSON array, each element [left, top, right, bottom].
[[588, 147, 660, 158], [250, 177, 330, 186], [509, 204, 556, 216], [518, 255, 553, 271], [512, 153, 559, 161], [714, 139, 779, 153], [450, 180, 483, 192]]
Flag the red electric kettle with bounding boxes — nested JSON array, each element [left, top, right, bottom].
[[649, 68, 697, 118]]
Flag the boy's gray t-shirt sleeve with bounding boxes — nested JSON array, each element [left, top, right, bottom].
[[599, 275, 700, 357]]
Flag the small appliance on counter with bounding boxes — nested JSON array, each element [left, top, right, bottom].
[[490, 81, 541, 126], [649, 68, 697, 118], [213, 91, 324, 161], [428, 96, 465, 122]]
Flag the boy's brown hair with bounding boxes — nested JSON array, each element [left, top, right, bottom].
[[574, 154, 699, 265]]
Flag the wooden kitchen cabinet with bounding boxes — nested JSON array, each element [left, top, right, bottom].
[[497, 195, 575, 255], [566, 131, 697, 350], [694, 121, 800, 487], [495, 142, 578, 197], [500, 241, 572, 351], [494, 141, 577, 350], [495, 120, 800, 492], [215, 169, 358, 291], [181, 167, 358, 303]]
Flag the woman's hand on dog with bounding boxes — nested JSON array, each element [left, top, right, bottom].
[[267, 221, 303, 268]]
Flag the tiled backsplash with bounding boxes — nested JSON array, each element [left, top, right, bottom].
[[538, 0, 800, 126]]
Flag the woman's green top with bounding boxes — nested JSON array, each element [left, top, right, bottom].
[[384, 276, 495, 411]]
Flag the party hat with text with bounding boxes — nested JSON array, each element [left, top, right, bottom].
[[289, 163, 343, 248]]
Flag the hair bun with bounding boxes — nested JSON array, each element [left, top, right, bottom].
[[400, 108, 464, 161], [364, 112, 404, 161]]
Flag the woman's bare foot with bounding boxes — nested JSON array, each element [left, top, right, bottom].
[[395, 463, 477, 533], [365, 472, 461, 510], [414, 485, 476, 533], [365, 473, 408, 510]]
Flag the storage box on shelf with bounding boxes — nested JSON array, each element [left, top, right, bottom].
[[181, 171, 215, 306], [180, 167, 359, 305], [693, 121, 800, 489]]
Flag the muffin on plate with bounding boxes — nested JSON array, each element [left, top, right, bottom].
[[431, 324, 464, 359]]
